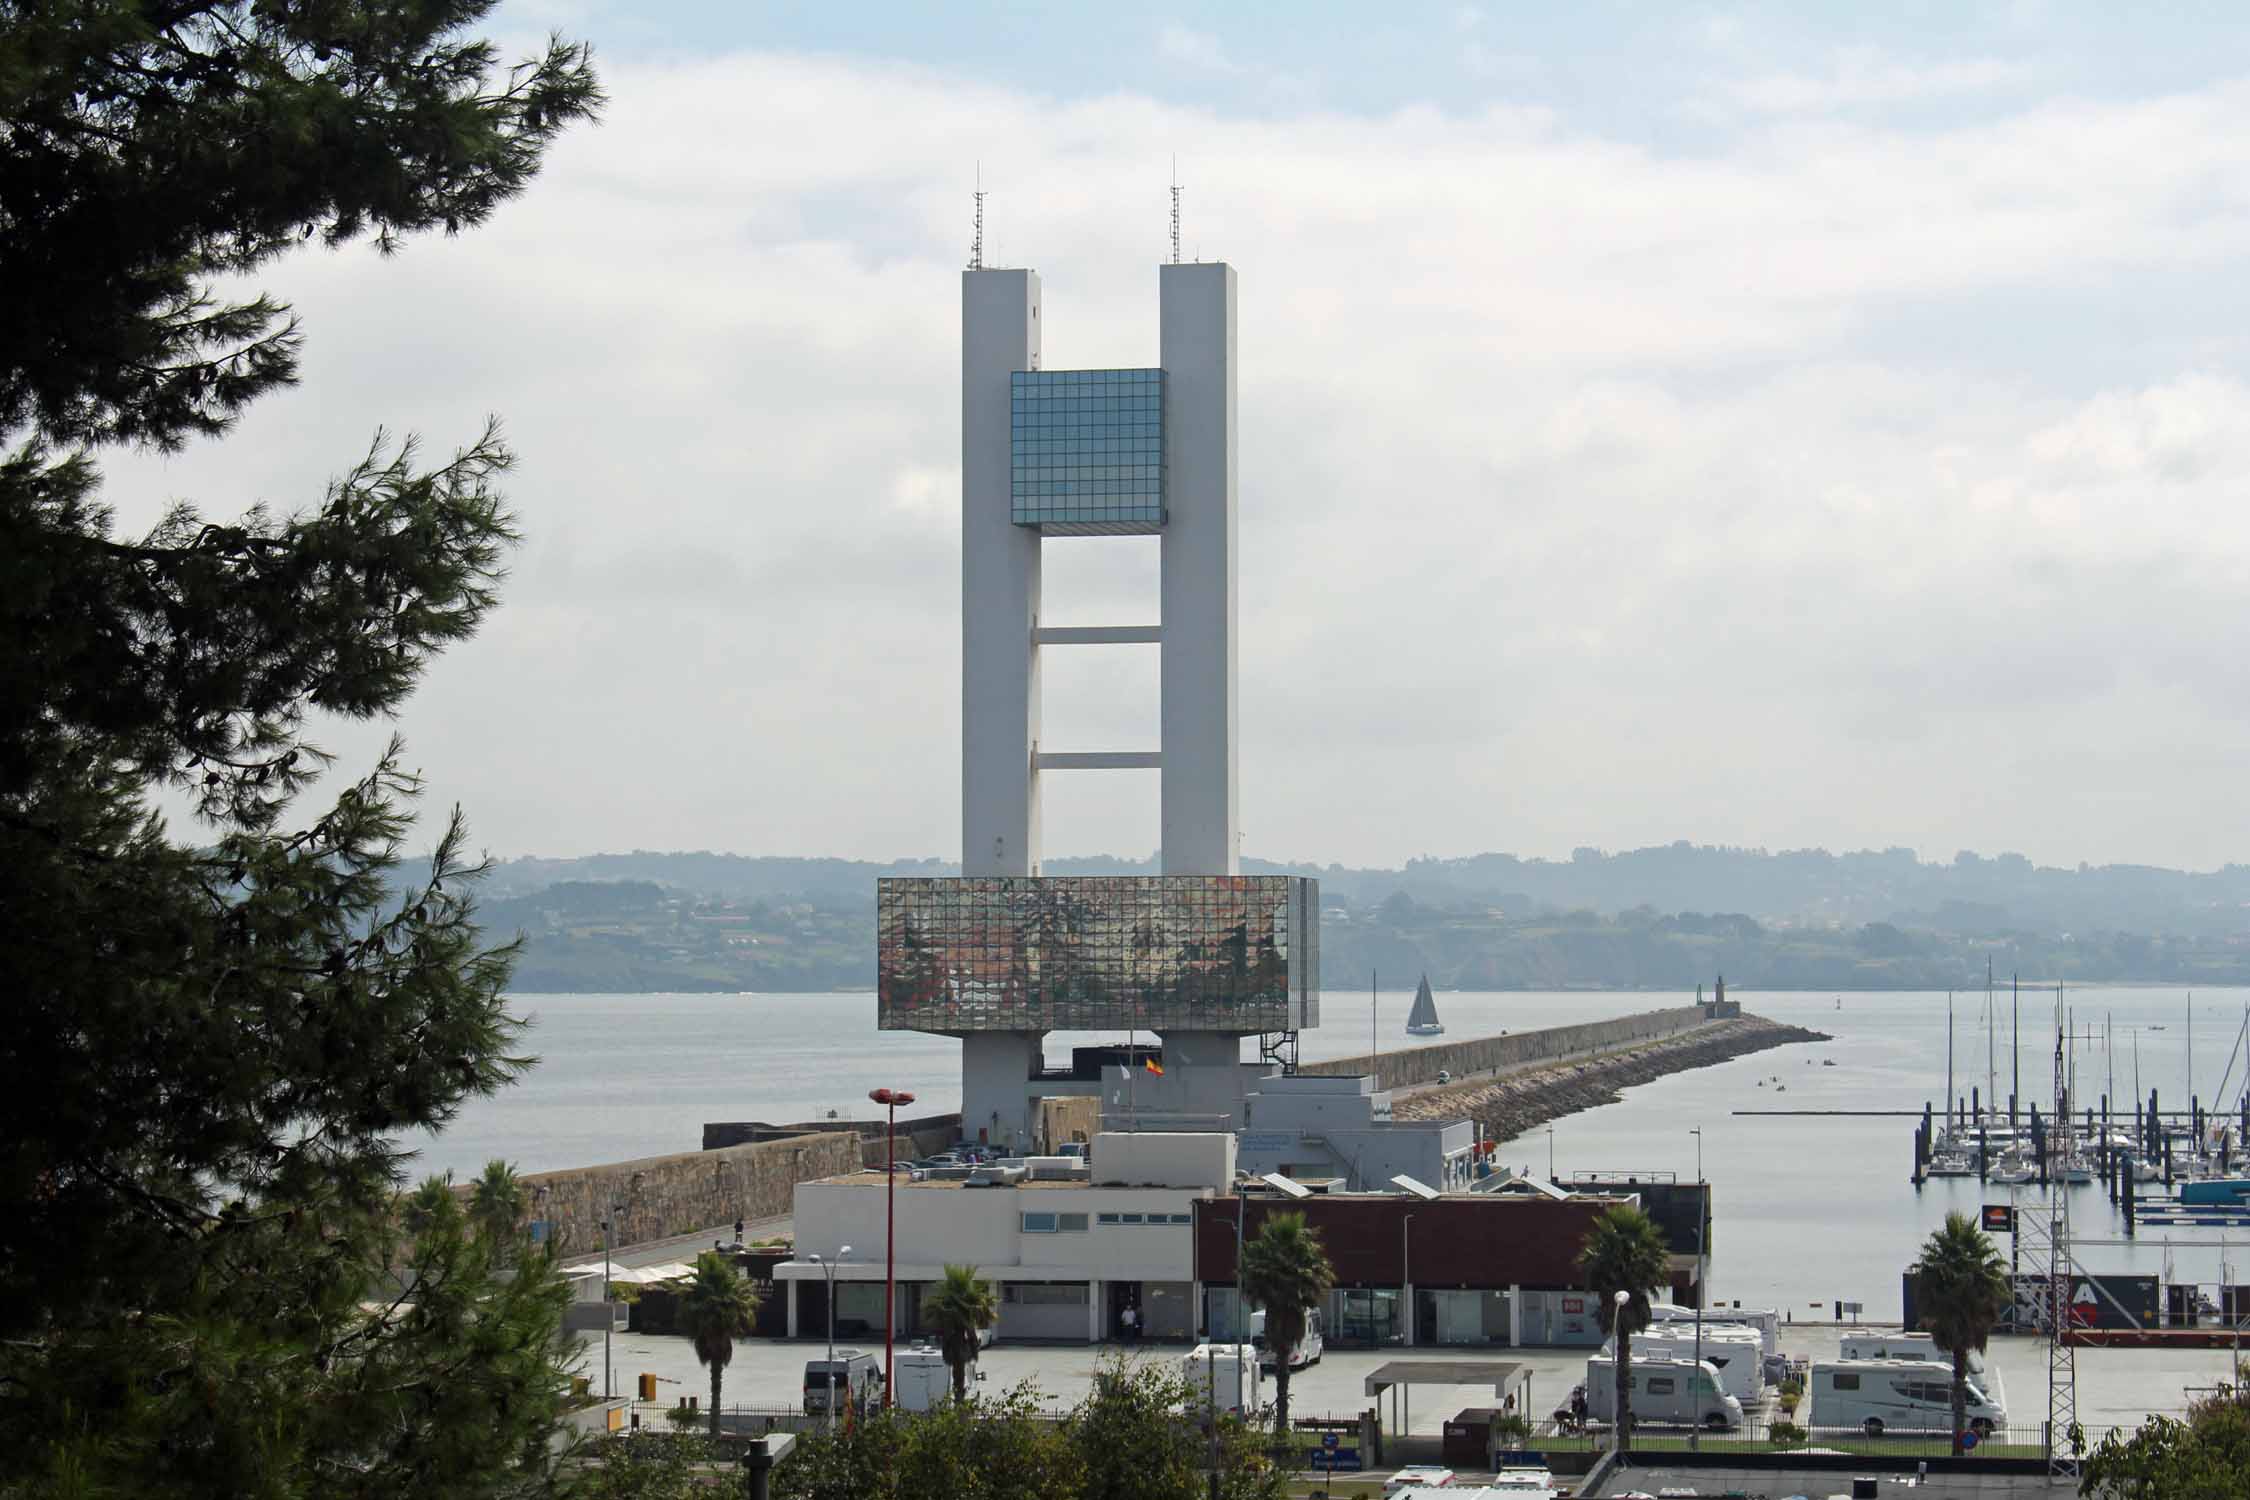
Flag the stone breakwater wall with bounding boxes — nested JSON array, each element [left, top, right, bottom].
[[1389, 1013, 1831, 1142], [522, 1131, 863, 1256], [1305, 1005, 1716, 1092], [704, 1112, 963, 1167]]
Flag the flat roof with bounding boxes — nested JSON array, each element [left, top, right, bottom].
[[810, 1172, 1207, 1192], [1363, 1359, 1527, 1395]]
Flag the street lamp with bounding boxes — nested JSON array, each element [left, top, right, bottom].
[[869, 1086, 917, 1403], [1613, 1289, 1630, 1455], [1401, 1213, 1416, 1348], [600, 1199, 626, 1402], [1545, 1126, 1555, 1182], [1689, 1128, 1704, 1450], [809, 1246, 853, 1429]]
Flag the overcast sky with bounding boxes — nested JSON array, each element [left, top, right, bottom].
[[106, 2, 2250, 873]]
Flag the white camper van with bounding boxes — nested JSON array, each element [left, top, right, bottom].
[[1183, 1343, 1264, 1419], [802, 1349, 882, 1416], [1808, 1359, 2006, 1437], [1646, 1303, 1781, 1357], [1619, 1327, 1765, 1401], [1583, 1355, 1743, 1430], [1839, 1333, 2002, 1408]]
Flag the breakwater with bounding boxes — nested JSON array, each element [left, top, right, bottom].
[[1389, 1013, 1830, 1140], [521, 1131, 862, 1256], [1305, 1004, 1720, 1092]]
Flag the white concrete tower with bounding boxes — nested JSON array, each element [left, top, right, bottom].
[[882, 258, 1309, 1154]]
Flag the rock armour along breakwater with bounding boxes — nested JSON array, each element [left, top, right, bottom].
[[1389, 1013, 1830, 1141]]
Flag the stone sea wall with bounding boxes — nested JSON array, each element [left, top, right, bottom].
[[1304, 1004, 1717, 1091], [522, 1132, 862, 1256], [1389, 1013, 1831, 1143]]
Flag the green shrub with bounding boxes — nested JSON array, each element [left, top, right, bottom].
[[1769, 1422, 1806, 1447]]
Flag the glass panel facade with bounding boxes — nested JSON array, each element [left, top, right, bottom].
[[877, 875, 1319, 1034], [1011, 367, 1165, 529]]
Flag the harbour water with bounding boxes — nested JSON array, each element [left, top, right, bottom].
[[409, 984, 2250, 1322]]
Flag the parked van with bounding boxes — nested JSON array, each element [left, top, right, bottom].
[[1247, 1307, 1324, 1370], [1582, 1356, 1742, 1430], [893, 1347, 978, 1413], [1839, 1333, 2002, 1407], [1808, 1359, 2005, 1437], [1619, 1328, 1765, 1401], [1182, 1343, 1263, 1419], [802, 1349, 882, 1416]]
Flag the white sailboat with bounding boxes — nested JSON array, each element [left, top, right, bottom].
[[1405, 973, 1445, 1036]]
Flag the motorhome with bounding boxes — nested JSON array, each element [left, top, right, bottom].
[[1839, 1333, 2002, 1407], [802, 1349, 882, 1416], [1645, 1303, 1781, 1357], [1619, 1327, 1765, 1401], [1182, 1343, 1264, 1420], [1808, 1359, 2006, 1437], [1247, 1307, 1324, 1370], [1582, 1355, 1743, 1430]]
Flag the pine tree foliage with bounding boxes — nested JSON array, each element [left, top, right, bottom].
[[0, 2, 601, 1493]]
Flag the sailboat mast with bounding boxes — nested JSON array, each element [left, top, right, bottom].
[[1946, 991, 1956, 1129], [2012, 973, 2021, 1121]]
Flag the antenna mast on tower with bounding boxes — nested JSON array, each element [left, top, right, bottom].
[[970, 164, 986, 270], [1169, 156, 1182, 265]]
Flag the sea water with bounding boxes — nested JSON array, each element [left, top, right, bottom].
[[405, 985, 2250, 1316]]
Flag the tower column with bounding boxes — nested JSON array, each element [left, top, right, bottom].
[[962, 269, 1043, 875], [1158, 263, 1239, 876]]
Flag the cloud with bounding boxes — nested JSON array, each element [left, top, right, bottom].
[[1157, 23, 1242, 75], [1726, 50, 2031, 114], [96, 48, 2250, 873]]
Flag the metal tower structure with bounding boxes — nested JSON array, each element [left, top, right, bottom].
[[2044, 1008, 2079, 1479]]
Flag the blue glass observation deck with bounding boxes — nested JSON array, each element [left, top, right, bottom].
[[1010, 368, 1164, 534]]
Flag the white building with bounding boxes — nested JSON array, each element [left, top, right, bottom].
[[777, 1133, 1234, 1343]]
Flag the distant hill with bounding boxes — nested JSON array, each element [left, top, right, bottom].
[[406, 842, 2250, 994]]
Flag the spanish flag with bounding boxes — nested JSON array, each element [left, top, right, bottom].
[[1143, 1056, 1164, 1076]]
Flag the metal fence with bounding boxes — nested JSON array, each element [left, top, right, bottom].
[[1532, 1415, 2120, 1460]]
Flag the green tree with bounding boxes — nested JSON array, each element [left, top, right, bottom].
[[1579, 1203, 1671, 1455], [923, 1263, 1000, 1401], [776, 1380, 1077, 1500], [1237, 1209, 1336, 1438], [0, 2, 600, 1493], [678, 1250, 761, 1438], [2083, 1386, 2250, 1500], [471, 1158, 529, 1243], [1911, 1211, 2011, 1453]]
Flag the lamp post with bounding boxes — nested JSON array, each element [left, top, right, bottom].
[[1545, 1126, 1555, 1182], [810, 1247, 853, 1429], [600, 1199, 625, 1402], [1401, 1213, 1416, 1348], [1689, 1127, 1704, 1451], [869, 1086, 916, 1403], [1613, 1289, 1630, 1456]]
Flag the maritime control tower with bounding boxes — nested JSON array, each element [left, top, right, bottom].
[[876, 260, 1319, 1150]]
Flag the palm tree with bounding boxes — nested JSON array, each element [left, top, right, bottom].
[[677, 1249, 761, 1438], [468, 1159, 526, 1244], [1912, 1211, 2011, 1454], [1579, 1204, 1671, 1456], [921, 1263, 999, 1401], [1238, 1209, 1336, 1437]]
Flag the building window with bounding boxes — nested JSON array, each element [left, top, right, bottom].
[[1057, 1213, 1089, 1233], [1021, 1212, 1058, 1234], [1119, 1213, 1144, 1225], [1167, 1213, 1192, 1225], [1003, 1283, 1088, 1305], [1097, 1213, 1122, 1225]]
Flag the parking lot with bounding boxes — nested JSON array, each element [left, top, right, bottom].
[[576, 1319, 2243, 1436]]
